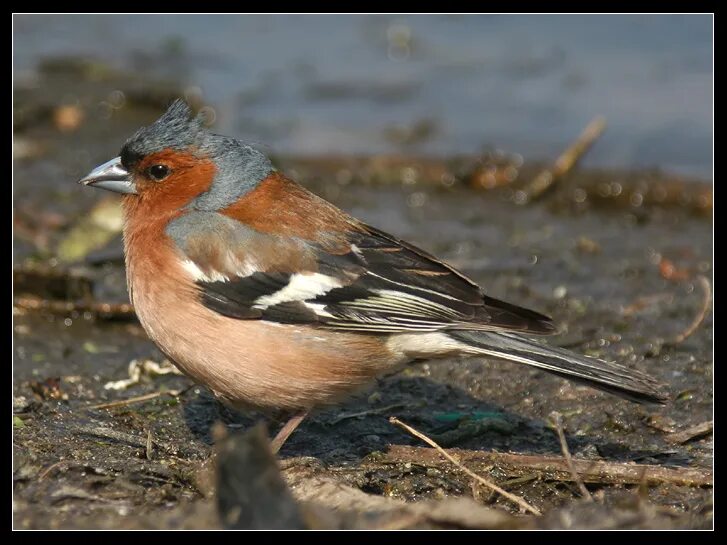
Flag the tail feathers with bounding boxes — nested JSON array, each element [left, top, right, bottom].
[[449, 330, 668, 404]]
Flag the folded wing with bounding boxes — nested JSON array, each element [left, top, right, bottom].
[[175, 212, 555, 335]]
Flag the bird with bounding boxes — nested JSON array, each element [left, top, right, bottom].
[[79, 99, 667, 452]]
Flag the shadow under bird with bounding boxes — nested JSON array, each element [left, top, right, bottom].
[[79, 100, 667, 451]]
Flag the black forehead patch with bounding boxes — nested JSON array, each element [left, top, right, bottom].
[[120, 147, 143, 170], [119, 99, 205, 166]]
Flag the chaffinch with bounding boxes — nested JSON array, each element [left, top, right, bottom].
[[79, 100, 667, 452]]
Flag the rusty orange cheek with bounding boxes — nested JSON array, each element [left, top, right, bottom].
[[135, 150, 217, 211]]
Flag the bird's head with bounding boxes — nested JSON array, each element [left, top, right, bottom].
[[79, 99, 273, 211]]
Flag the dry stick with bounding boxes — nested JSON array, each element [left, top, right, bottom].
[[522, 116, 607, 201], [330, 403, 411, 425], [73, 425, 150, 448], [666, 274, 711, 346], [72, 425, 175, 457], [636, 466, 651, 502], [666, 420, 713, 445], [146, 429, 154, 461], [621, 293, 674, 317], [38, 460, 69, 481], [389, 416, 541, 516], [385, 445, 712, 488], [13, 295, 136, 319], [84, 385, 192, 411], [550, 412, 592, 501]]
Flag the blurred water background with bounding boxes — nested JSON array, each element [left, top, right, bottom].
[[13, 14, 713, 180]]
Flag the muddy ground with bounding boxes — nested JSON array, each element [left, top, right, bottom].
[[13, 62, 712, 529]]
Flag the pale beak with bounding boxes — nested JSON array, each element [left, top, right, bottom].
[[78, 157, 137, 195]]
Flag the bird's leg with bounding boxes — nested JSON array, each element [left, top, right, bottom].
[[270, 410, 309, 454]]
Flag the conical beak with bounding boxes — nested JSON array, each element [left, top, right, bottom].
[[78, 157, 137, 195]]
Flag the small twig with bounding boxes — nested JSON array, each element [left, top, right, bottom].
[[521, 116, 606, 201], [550, 412, 592, 501], [49, 488, 117, 505], [38, 460, 69, 481], [146, 429, 154, 460], [389, 416, 541, 516], [85, 391, 172, 410], [13, 295, 136, 320], [84, 385, 192, 411], [621, 293, 674, 317], [636, 466, 650, 502], [71, 424, 178, 458], [330, 403, 410, 425], [500, 474, 539, 489], [385, 446, 712, 488], [74, 425, 150, 449], [666, 421, 713, 445], [665, 274, 711, 346]]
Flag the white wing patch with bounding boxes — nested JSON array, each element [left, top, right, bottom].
[[302, 302, 335, 318], [181, 260, 230, 283], [181, 255, 260, 283], [253, 273, 343, 310]]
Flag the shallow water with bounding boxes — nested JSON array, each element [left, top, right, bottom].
[[13, 14, 713, 179]]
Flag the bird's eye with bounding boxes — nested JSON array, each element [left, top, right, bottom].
[[147, 164, 170, 181]]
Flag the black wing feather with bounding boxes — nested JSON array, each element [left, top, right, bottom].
[[199, 272, 289, 319]]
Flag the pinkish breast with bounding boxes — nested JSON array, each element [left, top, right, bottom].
[[122, 225, 399, 412]]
